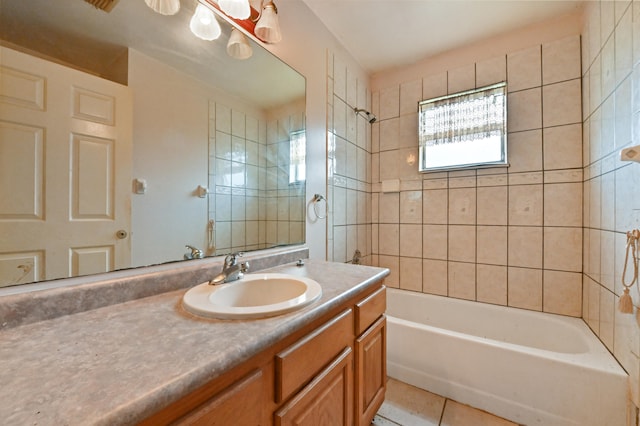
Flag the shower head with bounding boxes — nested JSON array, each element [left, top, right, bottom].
[[354, 107, 377, 124]]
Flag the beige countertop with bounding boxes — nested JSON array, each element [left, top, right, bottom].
[[0, 260, 388, 425]]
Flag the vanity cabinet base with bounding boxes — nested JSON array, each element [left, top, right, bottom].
[[141, 283, 386, 426]]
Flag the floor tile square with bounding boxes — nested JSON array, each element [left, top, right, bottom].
[[376, 378, 444, 426], [440, 400, 518, 426]]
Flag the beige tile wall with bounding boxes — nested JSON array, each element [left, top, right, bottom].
[[582, 0, 640, 409], [327, 52, 373, 264], [370, 34, 583, 317]]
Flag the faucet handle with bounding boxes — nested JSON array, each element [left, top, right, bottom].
[[225, 252, 243, 266], [241, 261, 250, 273], [185, 245, 204, 259]]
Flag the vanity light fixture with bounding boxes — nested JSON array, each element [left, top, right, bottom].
[[83, 0, 121, 12], [144, 0, 180, 15], [219, 0, 251, 20], [196, 0, 283, 46], [190, 2, 222, 41], [254, 1, 281, 44], [227, 28, 253, 59]]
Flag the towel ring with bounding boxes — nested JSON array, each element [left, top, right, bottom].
[[312, 194, 328, 220]]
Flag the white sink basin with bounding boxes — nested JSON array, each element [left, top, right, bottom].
[[182, 273, 322, 319]]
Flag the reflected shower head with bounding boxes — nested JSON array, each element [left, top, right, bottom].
[[354, 107, 377, 124]]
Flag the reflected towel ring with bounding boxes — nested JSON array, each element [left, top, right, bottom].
[[312, 194, 328, 219]]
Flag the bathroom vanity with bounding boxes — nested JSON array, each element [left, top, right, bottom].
[[144, 273, 386, 426], [0, 251, 388, 426]]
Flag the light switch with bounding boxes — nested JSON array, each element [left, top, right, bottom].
[[133, 178, 147, 194]]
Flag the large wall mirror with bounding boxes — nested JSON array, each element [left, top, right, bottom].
[[0, 0, 306, 287]]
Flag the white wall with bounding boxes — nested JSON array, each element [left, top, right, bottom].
[[129, 50, 264, 266]]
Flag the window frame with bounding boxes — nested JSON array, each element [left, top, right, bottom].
[[288, 129, 306, 184], [418, 81, 508, 173]]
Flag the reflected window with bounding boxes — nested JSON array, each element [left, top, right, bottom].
[[289, 130, 306, 183]]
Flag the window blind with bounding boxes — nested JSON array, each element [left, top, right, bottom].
[[418, 82, 507, 171]]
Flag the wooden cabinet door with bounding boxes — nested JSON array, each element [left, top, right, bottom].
[[355, 316, 386, 426], [275, 347, 353, 426], [175, 369, 267, 426]]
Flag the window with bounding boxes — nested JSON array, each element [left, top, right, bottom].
[[418, 82, 507, 172], [289, 130, 306, 184]]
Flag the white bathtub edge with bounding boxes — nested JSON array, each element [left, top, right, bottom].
[[387, 360, 580, 426], [385, 288, 628, 426]]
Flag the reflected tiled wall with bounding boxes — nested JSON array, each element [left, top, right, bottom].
[[265, 110, 306, 248], [581, 0, 640, 408], [209, 102, 267, 254], [371, 35, 583, 317], [327, 52, 372, 264], [208, 102, 305, 255]]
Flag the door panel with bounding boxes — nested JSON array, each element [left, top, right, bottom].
[[71, 133, 115, 219], [0, 121, 44, 219], [70, 246, 113, 277]]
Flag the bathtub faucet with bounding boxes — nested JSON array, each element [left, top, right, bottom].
[[184, 245, 204, 260], [209, 252, 249, 285]]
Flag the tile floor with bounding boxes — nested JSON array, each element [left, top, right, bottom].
[[372, 378, 520, 426]]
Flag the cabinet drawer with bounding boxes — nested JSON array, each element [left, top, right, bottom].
[[355, 286, 386, 335], [276, 309, 354, 403], [174, 369, 266, 426]]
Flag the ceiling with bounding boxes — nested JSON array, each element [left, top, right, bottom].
[[300, 0, 585, 75]]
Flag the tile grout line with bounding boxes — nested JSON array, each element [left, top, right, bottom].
[[439, 398, 449, 425]]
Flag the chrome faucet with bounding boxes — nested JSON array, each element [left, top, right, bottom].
[[209, 252, 249, 285], [184, 245, 204, 260]]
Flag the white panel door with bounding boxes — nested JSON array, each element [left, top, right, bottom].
[[0, 47, 132, 286]]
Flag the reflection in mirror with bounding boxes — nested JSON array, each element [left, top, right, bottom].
[[209, 100, 305, 255], [0, 0, 306, 288]]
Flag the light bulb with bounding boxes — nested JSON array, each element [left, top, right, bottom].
[[227, 28, 253, 60], [255, 1, 281, 44], [199, 12, 211, 25], [144, 0, 180, 15], [190, 3, 221, 41], [219, 0, 251, 20]]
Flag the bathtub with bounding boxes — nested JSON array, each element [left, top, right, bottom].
[[386, 288, 628, 426]]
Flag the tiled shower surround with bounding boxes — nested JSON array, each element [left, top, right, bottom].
[[208, 102, 305, 255], [370, 35, 583, 316], [327, 55, 373, 265], [582, 0, 640, 407], [356, 0, 640, 413]]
